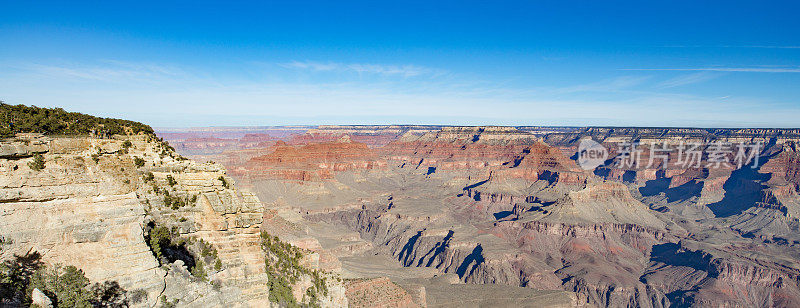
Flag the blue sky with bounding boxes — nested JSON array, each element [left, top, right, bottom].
[[1, 1, 799, 127]]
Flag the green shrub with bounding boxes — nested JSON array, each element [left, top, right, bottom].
[[0, 251, 128, 307], [0, 251, 43, 303], [164, 195, 187, 210], [199, 240, 217, 259], [146, 225, 174, 262], [134, 156, 145, 168], [190, 261, 207, 281], [160, 295, 178, 308], [28, 265, 93, 307], [166, 175, 177, 187], [128, 288, 147, 304], [144, 223, 202, 279], [0, 103, 155, 138], [197, 239, 223, 272], [90, 281, 130, 307], [28, 153, 45, 171], [260, 231, 328, 306]]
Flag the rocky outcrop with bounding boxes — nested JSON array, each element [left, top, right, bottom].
[[0, 135, 164, 307], [0, 133, 349, 307], [345, 277, 421, 308]]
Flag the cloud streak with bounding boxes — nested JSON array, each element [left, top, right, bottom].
[[657, 72, 721, 88], [660, 45, 800, 49], [278, 60, 443, 77], [622, 67, 800, 73], [6, 61, 185, 83], [549, 76, 651, 94]]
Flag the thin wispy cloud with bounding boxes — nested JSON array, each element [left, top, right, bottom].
[[1, 59, 798, 128], [6, 61, 186, 83], [550, 76, 651, 94], [657, 72, 721, 88], [660, 45, 800, 49], [622, 67, 800, 73], [278, 61, 340, 72], [278, 60, 443, 77], [99, 60, 184, 76], [737, 45, 800, 49]]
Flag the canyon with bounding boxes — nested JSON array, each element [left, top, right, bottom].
[[160, 125, 800, 307], [2, 114, 799, 307]]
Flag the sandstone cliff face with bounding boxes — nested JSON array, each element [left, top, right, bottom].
[[0, 134, 349, 307], [0, 135, 164, 307]]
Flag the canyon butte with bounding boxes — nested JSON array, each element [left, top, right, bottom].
[[2, 104, 800, 308]]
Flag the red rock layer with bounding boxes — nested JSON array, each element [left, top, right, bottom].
[[241, 141, 386, 181], [762, 142, 800, 191], [492, 143, 587, 184]]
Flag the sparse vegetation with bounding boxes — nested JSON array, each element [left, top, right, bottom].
[[160, 295, 178, 308], [163, 194, 186, 210], [144, 223, 220, 282], [198, 239, 223, 272], [28, 153, 45, 171], [166, 175, 177, 186], [145, 224, 176, 263], [260, 231, 328, 307], [218, 176, 229, 189], [190, 260, 207, 281], [0, 103, 155, 138], [144, 223, 200, 279], [151, 180, 195, 210], [0, 251, 130, 307], [29, 264, 94, 307], [134, 156, 145, 168]]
